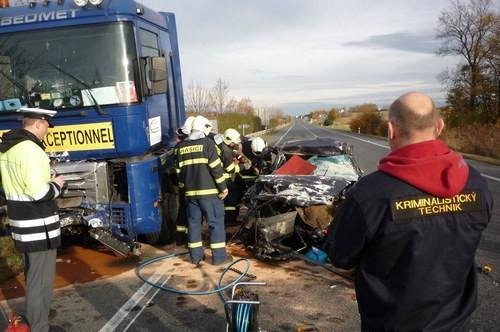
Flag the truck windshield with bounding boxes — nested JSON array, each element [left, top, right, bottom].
[[0, 22, 138, 111]]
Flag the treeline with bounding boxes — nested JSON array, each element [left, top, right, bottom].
[[184, 78, 290, 134]]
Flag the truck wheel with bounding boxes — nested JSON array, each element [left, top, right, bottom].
[[158, 192, 178, 244], [143, 231, 160, 244]]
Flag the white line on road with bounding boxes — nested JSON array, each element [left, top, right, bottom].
[[481, 173, 500, 182], [328, 130, 390, 149], [274, 123, 294, 147], [122, 275, 172, 332], [99, 269, 169, 332]]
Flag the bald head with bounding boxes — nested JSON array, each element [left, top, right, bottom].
[[389, 92, 440, 138]]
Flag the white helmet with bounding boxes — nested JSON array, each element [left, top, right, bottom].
[[192, 115, 212, 136], [223, 128, 241, 145], [251, 137, 267, 154], [178, 116, 195, 136]]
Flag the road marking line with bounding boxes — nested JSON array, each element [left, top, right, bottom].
[[327, 130, 389, 149], [122, 275, 172, 332], [481, 173, 500, 182], [99, 269, 168, 332], [301, 122, 318, 138], [274, 122, 294, 147]]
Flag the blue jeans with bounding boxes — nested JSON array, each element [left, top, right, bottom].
[[186, 197, 227, 263]]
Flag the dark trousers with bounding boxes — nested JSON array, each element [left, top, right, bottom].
[[176, 190, 188, 245], [23, 249, 57, 332], [224, 176, 245, 225], [186, 197, 227, 263]]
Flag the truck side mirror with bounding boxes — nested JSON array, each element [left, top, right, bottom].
[[142, 56, 168, 95]]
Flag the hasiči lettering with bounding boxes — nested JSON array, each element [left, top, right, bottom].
[[179, 145, 203, 154]]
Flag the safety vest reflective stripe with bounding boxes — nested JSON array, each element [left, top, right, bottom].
[[209, 159, 221, 168], [178, 158, 209, 168], [235, 164, 240, 173], [224, 206, 236, 211], [9, 215, 59, 228], [215, 176, 226, 184], [185, 189, 219, 197], [210, 242, 226, 249], [223, 173, 231, 179], [241, 175, 257, 179], [188, 241, 203, 248], [176, 226, 188, 233], [175, 168, 181, 174], [11, 228, 60, 242], [178, 182, 185, 188], [225, 163, 235, 172], [5, 183, 52, 201]]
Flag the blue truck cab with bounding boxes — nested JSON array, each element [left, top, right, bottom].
[[0, 0, 186, 254]]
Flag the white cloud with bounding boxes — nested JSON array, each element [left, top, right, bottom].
[[141, 0, 460, 114]]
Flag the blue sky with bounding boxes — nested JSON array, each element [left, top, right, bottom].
[[141, 0, 462, 115]]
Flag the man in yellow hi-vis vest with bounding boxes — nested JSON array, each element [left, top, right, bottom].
[[0, 107, 65, 332]]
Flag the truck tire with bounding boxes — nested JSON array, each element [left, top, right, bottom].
[[158, 192, 178, 244], [142, 192, 178, 245]]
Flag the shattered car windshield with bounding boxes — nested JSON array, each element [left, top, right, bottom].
[[0, 22, 138, 111]]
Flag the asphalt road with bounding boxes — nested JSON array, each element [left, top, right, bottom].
[[268, 120, 500, 331], [1, 120, 498, 332]]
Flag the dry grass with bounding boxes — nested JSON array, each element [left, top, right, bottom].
[[442, 123, 500, 159], [0, 236, 23, 283]]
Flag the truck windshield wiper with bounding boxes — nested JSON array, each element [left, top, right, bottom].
[[0, 70, 33, 109], [48, 63, 106, 115]]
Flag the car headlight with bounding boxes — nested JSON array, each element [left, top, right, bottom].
[[74, 0, 88, 7], [88, 0, 104, 5]]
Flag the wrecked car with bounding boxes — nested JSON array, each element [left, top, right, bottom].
[[238, 137, 363, 261]]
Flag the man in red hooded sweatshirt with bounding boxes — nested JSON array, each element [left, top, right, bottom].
[[326, 92, 492, 332]]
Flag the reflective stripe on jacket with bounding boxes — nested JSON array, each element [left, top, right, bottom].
[[0, 136, 61, 253], [175, 136, 227, 199]]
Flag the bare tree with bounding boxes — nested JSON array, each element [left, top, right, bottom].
[[437, 0, 499, 123], [209, 78, 229, 113], [184, 81, 211, 113]]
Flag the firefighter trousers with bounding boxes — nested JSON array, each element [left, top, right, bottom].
[[186, 197, 227, 264]]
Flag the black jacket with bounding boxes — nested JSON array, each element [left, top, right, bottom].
[[327, 140, 492, 331], [175, 135, 227, 199]]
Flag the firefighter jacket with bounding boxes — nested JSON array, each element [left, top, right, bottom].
[[175, 132, 227, 199], [240, 138, 272, 180], [0, 129, 62, 253], [219, 142, 239, 181], [326, 140, 493, 331]]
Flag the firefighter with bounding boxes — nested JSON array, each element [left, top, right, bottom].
[[0, 107, 65, 332], [220, 128, 245, 225], [240, 136, 272, 190], [173, 116, 195, 245], [175, 115, 231, 265]]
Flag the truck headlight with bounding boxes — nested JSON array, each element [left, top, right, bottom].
[[74, 0, 88, 7], [89, 0, 104, 5]]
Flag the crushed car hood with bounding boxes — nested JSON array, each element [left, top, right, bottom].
[[250, 174, 352, 206]]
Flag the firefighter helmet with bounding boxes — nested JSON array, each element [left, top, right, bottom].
[[177, 116, 195, 136], [192, 115, 213, 136], [223, 128, 241, 145], [251, 137, 267, 154]]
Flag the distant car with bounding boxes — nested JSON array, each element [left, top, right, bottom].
[[239, 137, 363, 261]]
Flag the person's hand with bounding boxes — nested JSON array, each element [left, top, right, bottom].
[[218, 189, 228, 200], [52, 174, 65, 189]]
